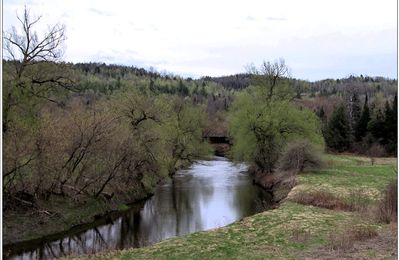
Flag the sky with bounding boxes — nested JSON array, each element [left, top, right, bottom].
[[2, 0, 398, 80]]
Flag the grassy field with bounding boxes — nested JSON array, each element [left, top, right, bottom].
[[77, 154, 397, 259]]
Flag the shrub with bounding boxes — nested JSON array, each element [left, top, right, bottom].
[[277, 140, 323, 173], [367, 143, 386, 165]]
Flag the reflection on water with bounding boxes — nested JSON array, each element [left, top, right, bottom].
[[7, 157, 273, 259]]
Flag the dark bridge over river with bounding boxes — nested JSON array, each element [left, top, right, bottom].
[[204, 135, 230, 156]]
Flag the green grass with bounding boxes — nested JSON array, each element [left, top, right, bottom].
[[81, 153, 397, 259], [294, 154, 397, 202], [88, 202, 355, 259]]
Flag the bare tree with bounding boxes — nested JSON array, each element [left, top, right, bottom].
[[3, 6, 75, 133], [4, 7, 65, 76], [247, 59, 293, 101]]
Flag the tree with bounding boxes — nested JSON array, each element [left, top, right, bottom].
[[3, 7, 74, 133], [160, 96, 211, 175], [229, 60, 324, 173], [383, 96, 397, 154], [325, 104, 351, 152], [246, 58, 293, 101], [4, 7, 66, 70], [368, 107, 386, 145], [355, 95, 371, 142], [349, 92, 361, 138], [177, 80, 189, 96]]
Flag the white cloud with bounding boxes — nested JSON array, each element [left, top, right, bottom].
[[3, 0, 397, 80]]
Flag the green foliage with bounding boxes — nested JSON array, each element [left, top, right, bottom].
[[367, 108, 386, 144], [157, 96, 212, 173], [229, 84, 324, 173], [383, 97, 397, 154], [325, 104, 351, 152]]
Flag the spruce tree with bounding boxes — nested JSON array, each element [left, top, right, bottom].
[[316, 106, 326, 122], [368, 107, 386, 144], [383, 96, 397, 154], [355, 95, 370, 142], [316, 106, 328, 140], [326, 104, 351, 152], [349, 93, 361, 137]]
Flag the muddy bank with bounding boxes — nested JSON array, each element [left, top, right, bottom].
[[251, 168, 297, 203]]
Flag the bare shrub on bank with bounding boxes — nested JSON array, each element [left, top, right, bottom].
[[277, 140, 323, 173]]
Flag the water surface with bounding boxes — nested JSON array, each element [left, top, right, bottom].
[[7, 157, 273, 259]]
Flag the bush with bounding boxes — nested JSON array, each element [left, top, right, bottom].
[[277, 140, 323, 173], [367, 143, 386, 165]]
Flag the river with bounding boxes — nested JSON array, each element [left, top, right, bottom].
[[7, 156, 274, 259]]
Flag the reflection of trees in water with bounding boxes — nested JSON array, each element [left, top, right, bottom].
[[129, 174, 214, 244], [15, 219, 123, 259], [13, 159, 272, 260], [228, 180, 274, 221]]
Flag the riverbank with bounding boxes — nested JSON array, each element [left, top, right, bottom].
[[80, 154, 397, 259], [2, 175, 159, 253]]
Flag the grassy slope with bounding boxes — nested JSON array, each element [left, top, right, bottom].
[[79, 154, 397, 259]]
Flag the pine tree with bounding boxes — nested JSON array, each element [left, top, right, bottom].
[[355, 95, 370, 141], [326, 104, 351, 152]]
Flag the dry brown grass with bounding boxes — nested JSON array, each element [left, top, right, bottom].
[[376, 179, 397, 224], [328, 223, 378, 251], [290, 190, 352, 211]]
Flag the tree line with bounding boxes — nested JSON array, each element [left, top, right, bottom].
[[319, 93, 397, 156]]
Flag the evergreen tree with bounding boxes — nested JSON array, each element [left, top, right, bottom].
[[177, 80, 189, 96], [149, 79, 156, 93], [326, 104, 351, 152], [316, 106, 326, 122], [316, 106, 328, 140], [383, 96, 397, 154], [349, 93, 361, 137], [368, 107, 386, 144], [355, 95, 370, 141]]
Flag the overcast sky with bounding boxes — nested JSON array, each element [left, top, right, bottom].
[[3, 0, 398, 80]]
